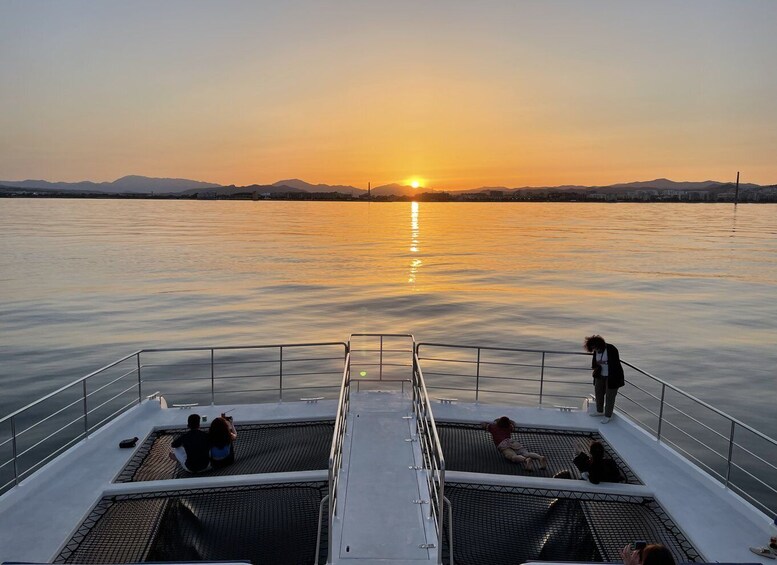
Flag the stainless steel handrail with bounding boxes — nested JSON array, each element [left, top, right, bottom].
[[417, 341, 777, 517], [0, 350, 142, 426], [0, 341, 348, 493], [412, 351, 448, 564], [325, 350, 352, 564]]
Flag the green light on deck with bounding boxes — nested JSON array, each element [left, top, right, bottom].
[[360, 371, 367, 377]]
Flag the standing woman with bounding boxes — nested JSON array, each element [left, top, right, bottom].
[[584, 335, 624, 423]]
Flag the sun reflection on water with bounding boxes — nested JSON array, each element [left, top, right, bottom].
[[409, 201, 422, 284]]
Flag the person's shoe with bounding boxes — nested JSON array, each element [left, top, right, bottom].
[[523, 460, 534, 472], [590, 411, 605, 417], [749, 547, 775, 559], [539, 456, 548, 470], [601, 417, 611, 424]]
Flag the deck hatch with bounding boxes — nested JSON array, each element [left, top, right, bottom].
[[116, 420, 334, 482], [442, 482, 700, 564], [55, 482, 328, 564], [438, 422, 641, 483]]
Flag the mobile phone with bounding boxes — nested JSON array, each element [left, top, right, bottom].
[[631, 541, 647, 551]]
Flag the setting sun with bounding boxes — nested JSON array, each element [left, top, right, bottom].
[[411, 181, 420, 189], [407, 178, 424, 189]]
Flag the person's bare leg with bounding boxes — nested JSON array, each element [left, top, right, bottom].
[[527, 453, 548, 469]]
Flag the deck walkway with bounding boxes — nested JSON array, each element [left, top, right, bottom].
[[333, 391, 436, 563]]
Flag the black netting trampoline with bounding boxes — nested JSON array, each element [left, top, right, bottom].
[[117, 421, 334, 482], [55, 482, 328, 564], [442, 483, 700, 565], [438, 422, 640, 483]]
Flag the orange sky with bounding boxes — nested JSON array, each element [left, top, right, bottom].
[[1, 1, 776, 189]]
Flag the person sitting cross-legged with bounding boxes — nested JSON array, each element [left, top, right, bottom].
[[168, 413, 210, 473]]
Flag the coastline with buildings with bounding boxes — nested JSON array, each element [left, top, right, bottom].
[[2, 184, 776, 203]]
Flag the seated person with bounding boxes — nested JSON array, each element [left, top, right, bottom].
[[483, 416, 548, 471], [168, 413, 210, 473], [573, 440, 623, 484], [209, 413, 238, 469], [621, 543, 676, 565]]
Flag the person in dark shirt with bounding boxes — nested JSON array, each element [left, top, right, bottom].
[[573, 440, 623, 484], [169, 413, 210, 473]]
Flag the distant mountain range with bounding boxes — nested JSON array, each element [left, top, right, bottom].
[[0, 175, 769, 197], [0, 175, 220, 194]]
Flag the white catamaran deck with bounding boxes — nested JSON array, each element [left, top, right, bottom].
[[0, 391, 774, 564]]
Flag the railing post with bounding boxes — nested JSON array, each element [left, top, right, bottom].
[[210, 349, 215, 405], [82, 380, 89, 436], [725, 421, 736, 488], [539, 352, 546, 405], [279, 346, 284, 401], [475, 348, 481, 402], [657, 384, 666, 441], [379, 336, 384, 381], [438, 466, 445, 564], [11, 416, 18, 486], [136, 352, 142, 404]]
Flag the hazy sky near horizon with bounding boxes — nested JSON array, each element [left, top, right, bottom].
[[1, 1, 776, 189]]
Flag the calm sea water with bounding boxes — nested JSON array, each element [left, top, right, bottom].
[[1, 199, 775, 436]]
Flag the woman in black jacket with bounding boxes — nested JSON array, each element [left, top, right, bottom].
[[584, 335, 624, 423]]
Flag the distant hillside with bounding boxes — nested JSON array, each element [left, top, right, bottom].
[[273, 178, 364, 196], [455, 178, 760, 194], [0, 175, 220, 194], [371, 183, 434, 197], [179, 184, 307, 197], [1, 175, 767, 197]]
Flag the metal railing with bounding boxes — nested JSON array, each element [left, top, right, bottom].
[[416, 341, 777, 518], [322, 351, 352, 565], [412, 350, 450, 564], [2, 337, 775, 521], [347, 333, 416, 391], [320, 333, 447, 564], [615, 360, 777, 517], [0, 341, 347, 495]]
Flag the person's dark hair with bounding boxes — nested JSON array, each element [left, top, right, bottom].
[[640, 544, 676, 565], [209, 417, 232, 448], [584, 335, 606, 352], [496, 416, 512, 429], [589, 440, 605, 461], [187, 414, 201, 430]]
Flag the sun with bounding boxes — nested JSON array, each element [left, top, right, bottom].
[[406, 177, 424, 189], [411, 180, 420, 189]]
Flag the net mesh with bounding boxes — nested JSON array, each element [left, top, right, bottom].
[[438, 422, 640, 483], [443, 483, 700, 564], [117, 421, 334, 482], [55, 482, 328, 564]]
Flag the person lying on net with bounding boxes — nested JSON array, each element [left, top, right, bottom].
[[482, 416, 548, 471]]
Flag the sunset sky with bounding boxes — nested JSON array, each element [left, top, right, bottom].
[[1, 1, 776, 189]]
